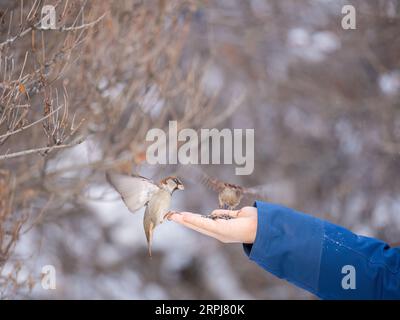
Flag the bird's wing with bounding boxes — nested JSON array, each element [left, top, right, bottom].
[[245, 180, 295, 205], [242, 185, 268, 202], [200, 174, 224, 193], [179, 165, 224, 192], [243, 185, 267, 196], [106, 172, 160, 213]]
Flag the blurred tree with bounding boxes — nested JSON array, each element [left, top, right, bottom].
[[0, 0, 399, 299]]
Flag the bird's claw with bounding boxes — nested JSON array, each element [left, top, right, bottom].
[[164, 211, 180, 220]]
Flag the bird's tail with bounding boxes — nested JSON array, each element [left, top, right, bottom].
[[147, 241, 152, 257], [144, 217, 154, 257]]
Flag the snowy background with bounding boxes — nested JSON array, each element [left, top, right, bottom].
[[1, 0, 399, 299]]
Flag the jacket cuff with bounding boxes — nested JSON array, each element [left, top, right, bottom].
[[243, 201, 324, 294], [243, 201, 269, 257]]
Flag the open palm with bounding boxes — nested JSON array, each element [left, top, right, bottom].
[[167, 207, 257, 244]]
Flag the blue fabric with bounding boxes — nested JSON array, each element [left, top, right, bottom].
[[243, 201, 400, 299]]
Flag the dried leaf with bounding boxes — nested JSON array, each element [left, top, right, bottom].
[[18, 83, 26, 94]]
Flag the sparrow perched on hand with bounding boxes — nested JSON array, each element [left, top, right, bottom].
[[180, 166, 266, 210], [106, 172, 184, 256], [205, 178, 264, 210]]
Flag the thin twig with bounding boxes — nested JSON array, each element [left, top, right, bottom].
[[0, 12, 106, 49], [59, 12, 106, 32], [0, 106, 63, 140], [0, 136, 85, 161]]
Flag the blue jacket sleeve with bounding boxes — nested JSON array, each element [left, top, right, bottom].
[[243, 201, 400, 299]]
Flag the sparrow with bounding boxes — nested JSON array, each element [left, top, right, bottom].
[[106, 172, 184, 256], [180, 166, 267, 211], [204, 178, 263, 210]]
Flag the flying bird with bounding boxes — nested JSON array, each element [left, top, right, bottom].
[[180, 166, 267, 211], [205, 178, 266, 210], [106, 172, 184, 256]]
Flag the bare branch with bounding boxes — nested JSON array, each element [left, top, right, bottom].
[[0, 136, 85, 161], [0, 106, 63, 141]]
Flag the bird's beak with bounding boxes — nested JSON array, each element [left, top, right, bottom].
[[177, 184, 184, 190]]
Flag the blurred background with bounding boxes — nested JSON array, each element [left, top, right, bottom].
[[0, 0, 399, 299]]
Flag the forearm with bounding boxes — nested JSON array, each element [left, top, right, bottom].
[[244, 201, 400, 299]]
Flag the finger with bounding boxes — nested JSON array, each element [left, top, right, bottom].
[[168, 212, 187, 223], [181, 212, 224, 234], [164, 211, 181, 220], [169, 212, 224, 240], [185, 216, 252, 243], [188, 217, 254, 244], [167, 211, 193, 222], [170, 212, 255, 243]]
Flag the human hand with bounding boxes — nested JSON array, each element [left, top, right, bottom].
[[166, 207, 257, 244]]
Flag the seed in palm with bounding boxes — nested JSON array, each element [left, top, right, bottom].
[[202, 214, 234, 220]]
